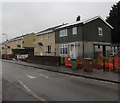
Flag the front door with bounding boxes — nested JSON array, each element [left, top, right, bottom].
[[70, 44, 75, 57], [40, 47, 43, 56]]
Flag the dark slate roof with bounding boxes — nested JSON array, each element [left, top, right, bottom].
[[55, 16, 113, 30]]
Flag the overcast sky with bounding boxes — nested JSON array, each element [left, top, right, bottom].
[[1, 1, 118, 41]]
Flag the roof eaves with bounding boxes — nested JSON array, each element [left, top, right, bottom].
[[36, 29, 53, 36], [83, 16, 113, 29], [55, 21, 83, 30]]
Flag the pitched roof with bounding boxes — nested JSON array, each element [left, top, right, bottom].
[[56, 16, 113, 30], [8, 32, 35, 42], [36, 23, 67, 36]]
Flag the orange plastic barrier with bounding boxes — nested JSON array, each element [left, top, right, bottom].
[[64, 57, 72, 67], [114, 57, 120, 70], [98, 53, 120, 72]]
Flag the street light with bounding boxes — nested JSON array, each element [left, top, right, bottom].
[[2, 33, 8, 59]]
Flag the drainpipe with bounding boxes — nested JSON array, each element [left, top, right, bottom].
[[82, 25, 84, 58]]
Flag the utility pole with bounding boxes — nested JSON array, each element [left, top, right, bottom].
[[2, 33, 8, 59]]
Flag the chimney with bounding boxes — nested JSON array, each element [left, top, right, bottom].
[[76, 15, 80, 21]]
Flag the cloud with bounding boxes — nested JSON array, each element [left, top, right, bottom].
[[2, 2, 116, 41]]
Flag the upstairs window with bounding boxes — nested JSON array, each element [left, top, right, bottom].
[[16, 41, 19, 43], [98, 27, 103, 36], [72, 27, 77, 35], [40, 35, 42, 40], [33, 39, 35, 43], [59, 29, 67, 37], [46, 33, 51, 39]]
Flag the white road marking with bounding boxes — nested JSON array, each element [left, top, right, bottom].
[[60, 73, 86, 80], [18, 80, 47, 102], [26, 74, 36, 79], [39, 73, 48, 78], [25, 73, 48, 79], [19, 80, 31, 91], [59, 73, 116, 85]]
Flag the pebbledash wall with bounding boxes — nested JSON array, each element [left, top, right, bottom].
[[55, 16, 113, 58]]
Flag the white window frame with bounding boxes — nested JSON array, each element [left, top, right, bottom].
[[16, 41, 19, 43], [72, 27, 77, 35], [45, 45, 51, 54], [98, 27, 103, 36], [60, 44, 68, 55], [59, 29, 67, 37], [46, 33, 51, 39]]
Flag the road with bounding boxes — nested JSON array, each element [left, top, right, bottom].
[[2, 60, 119, 102]]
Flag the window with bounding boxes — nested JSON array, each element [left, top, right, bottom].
[[40, 35, 42, 40], [33, 39, 35, 43], [60, 44, 68, 55], [7, 46, 10, 49], [72, 27, 77, 35], [46, 45, 51, 54], [46, 33, 51, 39], [98, 27, 103, 36], [59, 29, 67, 37], [17, 45, 21, 48], [16, 41, 19, 43]]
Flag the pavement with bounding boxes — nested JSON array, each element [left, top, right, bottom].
[[2, 59, 120, 84]]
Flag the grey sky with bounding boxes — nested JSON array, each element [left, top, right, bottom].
[[2, 2, 117, 41]]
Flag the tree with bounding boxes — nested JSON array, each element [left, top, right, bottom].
[[106, 1, 120, 43]]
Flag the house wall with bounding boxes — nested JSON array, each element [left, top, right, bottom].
[[55, 24, 83, 43], [55, 41, 83, 57], [1, 38, 23, 55], [22, 33, 35, 48], [55, 18, 112, 58], [34, 32, 55, 56], [1, 43, 6, 54], [83, 41, 111, 58], [83, 18, 111, 42]]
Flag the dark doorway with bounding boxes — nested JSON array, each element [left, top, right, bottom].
[[103, 45, 106, 56]]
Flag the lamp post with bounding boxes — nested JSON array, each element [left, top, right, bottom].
[[2, 33, 8, 59]]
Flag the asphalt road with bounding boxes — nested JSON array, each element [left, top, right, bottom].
[[2, 60, 119, 102]]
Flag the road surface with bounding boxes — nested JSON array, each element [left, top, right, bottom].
[[2, 60, 119, 102]]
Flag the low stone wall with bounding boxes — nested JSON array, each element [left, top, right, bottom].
[[26, 55, 61, 66], [2, 54, 13, 60]]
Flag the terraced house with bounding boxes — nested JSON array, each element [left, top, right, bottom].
[[55, 16, 114, 58], [34, 25, 65, 56], [34, 28, 55, 56], [1, 32, 35, 58]]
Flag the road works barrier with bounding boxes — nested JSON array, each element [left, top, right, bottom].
[[97, 53, 120, 72], [64, 54, 120, 72], [64, 57, 72, 67]]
